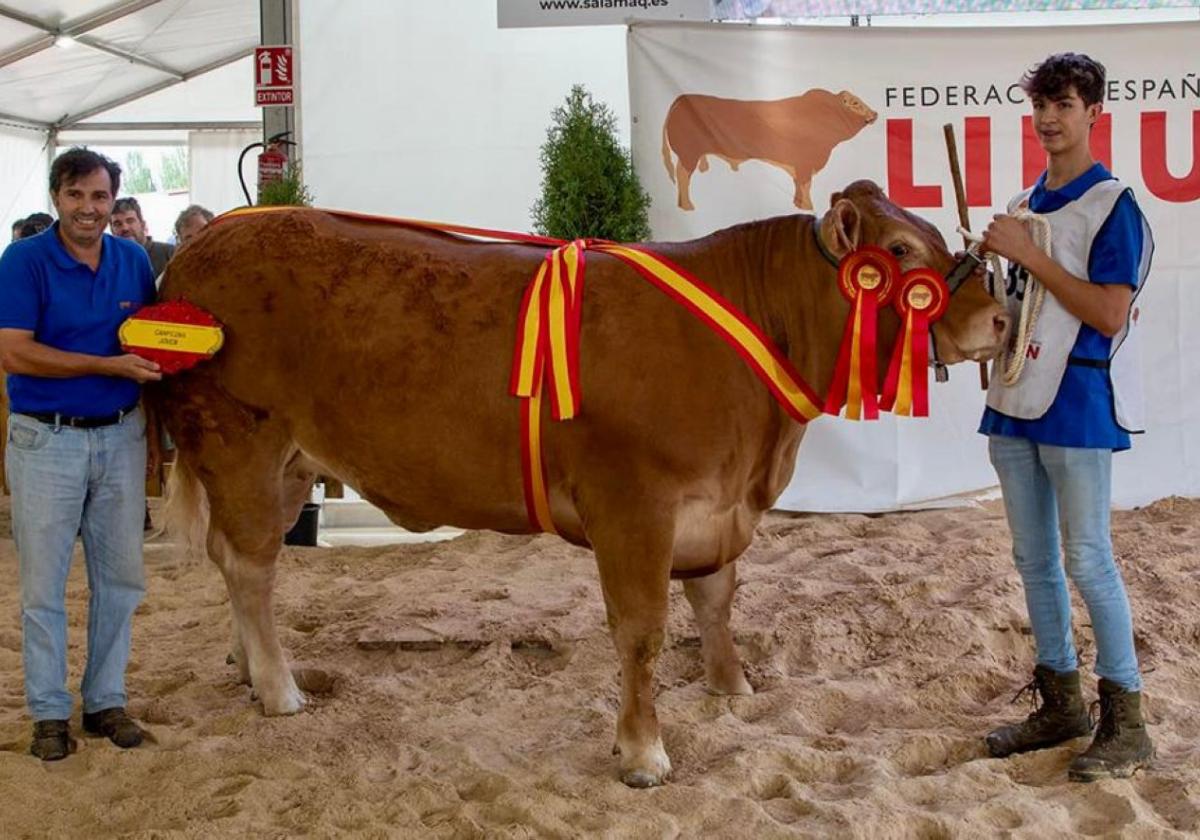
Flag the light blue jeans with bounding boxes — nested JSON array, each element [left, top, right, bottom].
[[988, 435, 1142, 691], [5, 408, 147, 721]]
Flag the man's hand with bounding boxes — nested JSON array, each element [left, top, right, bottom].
[[982, 214, 1039, 267], [106, 354, 161, 382]]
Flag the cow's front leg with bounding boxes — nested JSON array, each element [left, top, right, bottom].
[[684, 562, 752, 696], [593, 523, 674, 787]]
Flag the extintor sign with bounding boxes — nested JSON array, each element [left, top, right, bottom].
[[255, 46, 294, 106]]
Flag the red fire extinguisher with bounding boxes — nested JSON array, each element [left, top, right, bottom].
[[237, 131, 297, 205]]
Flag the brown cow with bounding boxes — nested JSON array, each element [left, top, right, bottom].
[[154, 181, 1008, 787], [662, 90, 878, 211]]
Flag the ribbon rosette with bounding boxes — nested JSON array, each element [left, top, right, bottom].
[[823, 246, 899, 420], [118, 300, 225, 374], [879, 268, 950, 417]]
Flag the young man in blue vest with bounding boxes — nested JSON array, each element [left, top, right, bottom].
[[0, 148, 162, 761], [979, 53, 1153, 781]]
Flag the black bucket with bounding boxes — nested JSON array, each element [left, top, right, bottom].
[[284, 502, 321, 546]]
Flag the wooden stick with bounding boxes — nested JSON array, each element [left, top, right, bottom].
[[943, 123, 989, 390]]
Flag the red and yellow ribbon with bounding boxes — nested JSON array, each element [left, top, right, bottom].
[[508, 238, 825, 533], [879, 269, 949, 417], [823, 247, 898, 421]]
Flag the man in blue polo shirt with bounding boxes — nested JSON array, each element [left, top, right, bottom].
[[0, 148, 161, 761], [978, 53, 1153, 781]]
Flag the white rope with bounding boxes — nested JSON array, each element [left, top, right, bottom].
[[957, 212, 1052, 385]]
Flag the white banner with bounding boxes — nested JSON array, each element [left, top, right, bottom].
[[498, 0, 711, 27], [629, 21, 1200, 510]]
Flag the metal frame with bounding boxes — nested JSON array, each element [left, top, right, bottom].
[[57, 46, 255, 128]]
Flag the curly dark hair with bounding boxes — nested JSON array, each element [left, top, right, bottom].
[[1020, 53, 1106, 107], [49, 147, 122, 196]]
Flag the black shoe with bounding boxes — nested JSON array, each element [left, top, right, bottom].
[[1069, 679, 1154, 782], [82, 707, 145, 749], [30, 720, 76, 761], [985, 665, 1092, 758]]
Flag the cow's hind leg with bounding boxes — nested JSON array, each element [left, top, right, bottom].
[[225, 449, 317, 690], [590, 516, 675, 787], [188, 417, 311, 715], [684, 563, 752, 696]]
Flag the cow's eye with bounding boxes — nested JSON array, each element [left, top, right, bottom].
[[889, 243, 909, 258]]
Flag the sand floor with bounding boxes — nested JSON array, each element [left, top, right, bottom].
[[1, 495, 1198, 839]]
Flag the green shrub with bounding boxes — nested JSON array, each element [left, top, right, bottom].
[[258, 162, 314, 207], [531, 85, 651, 242]]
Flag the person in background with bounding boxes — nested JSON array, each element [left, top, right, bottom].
[[0, 147, 161, 761], [17, 213, 53, 241], [110, 197, 174, 277], [174, 204, 214, 246]]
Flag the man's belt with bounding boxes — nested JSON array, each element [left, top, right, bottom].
[[19, 403, 139, 429]]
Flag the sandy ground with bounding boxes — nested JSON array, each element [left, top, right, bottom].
[[1, 494, 1198, 839]]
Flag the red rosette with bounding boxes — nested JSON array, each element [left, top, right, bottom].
[[118, 300, 225, 374], [880, 268, 950, 417]]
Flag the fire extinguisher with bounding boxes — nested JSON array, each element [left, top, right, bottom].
[[237, 131, 298, 205]]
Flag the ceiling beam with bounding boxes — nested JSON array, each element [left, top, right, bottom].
[[0, 110, 51, 131], [55, 46, 255, 129], [75, 35, 185, 79], [65, 120, 261, 132]]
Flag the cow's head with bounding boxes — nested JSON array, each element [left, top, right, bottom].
[[837, 91, 878, 125], [818, 180, 1009, 363]]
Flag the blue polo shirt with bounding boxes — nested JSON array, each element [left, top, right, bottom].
[[0, 223, 156, 416], [979, 164, 1145, 451]]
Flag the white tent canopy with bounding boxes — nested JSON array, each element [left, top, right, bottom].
[[0, 0, 261, 235]]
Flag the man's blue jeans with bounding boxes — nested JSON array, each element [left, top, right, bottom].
[[988, 434, 1141, 691], [5, 409, 146, 721]]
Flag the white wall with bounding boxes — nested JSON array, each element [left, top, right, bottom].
[[297, 0, 629, 230], [0, 126, 50, 241]]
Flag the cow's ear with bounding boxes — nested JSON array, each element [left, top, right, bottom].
[[821, 197, 861, 259]]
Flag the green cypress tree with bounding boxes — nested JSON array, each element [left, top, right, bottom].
[[531, 85, 651, 242]]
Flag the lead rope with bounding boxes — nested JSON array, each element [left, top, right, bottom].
[[957, 210, 1052, 386]]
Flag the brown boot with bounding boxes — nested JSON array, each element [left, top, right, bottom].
[[985, 665, 1092, 758], [1068, 679, 1154, 782], [83, 707, 145, 749], [30, 720, 76, 761]]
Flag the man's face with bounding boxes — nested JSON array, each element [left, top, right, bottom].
[[11, 223, 21, 242], [110, 209, 147, 244], [50, 168, 115, 250], [1030, 85, 1101, 157], [177, 214, 209, 245]]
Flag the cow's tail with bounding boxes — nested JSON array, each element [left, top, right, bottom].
[[162, 453, 210, 561], [662, 121, 675, 184]]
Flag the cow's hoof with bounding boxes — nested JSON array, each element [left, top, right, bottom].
[[709, 673, 754, 696], [258, 680, 307, 716], [618, 739, 671, 788], [622, 769, 666, 788]]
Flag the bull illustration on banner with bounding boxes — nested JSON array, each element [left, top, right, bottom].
[[661, 89, 877, 211]]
